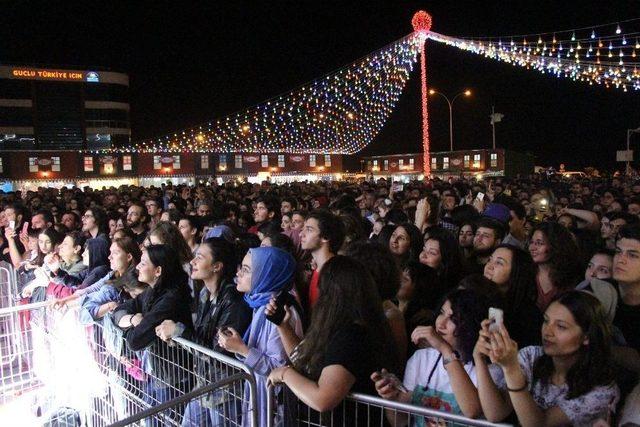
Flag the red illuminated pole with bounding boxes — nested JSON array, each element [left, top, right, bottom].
[[412, 11, 432, 177]]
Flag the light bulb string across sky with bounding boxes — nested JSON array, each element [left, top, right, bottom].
[[95, 11, 638, 157]]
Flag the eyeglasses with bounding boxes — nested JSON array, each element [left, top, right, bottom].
[[82, 214, 94, 219], [237, 265, 251, 276]]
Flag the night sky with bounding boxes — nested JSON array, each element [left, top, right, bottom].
[[1, 1, 639, 169]]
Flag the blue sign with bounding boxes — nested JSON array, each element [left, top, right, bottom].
[[86, 71, 100, 83]]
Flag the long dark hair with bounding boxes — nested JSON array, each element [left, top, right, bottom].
[[404, 260, 443, 312], [148, 221, 193, 265], [143, 244, 191, 312], [292, 256, 397, 378], [424, 228, 465, 289], [111, 236, 142, 276], [200, 237, 237, 282], [494, 244, 537, 313], [87, 207, 109, 236], [395, 222, 424, 265], [532, 291, 615, 399], [345, 241, 400, 301], [532, 222, 583, 291], [445, 287, 499, 362]]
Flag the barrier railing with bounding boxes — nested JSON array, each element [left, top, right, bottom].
[[0, 300, 259, 427], [2, 260, 511, 427], [266, 384, 513, 427]]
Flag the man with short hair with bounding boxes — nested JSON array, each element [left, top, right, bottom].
[[61, 211, 80, 231], [299, 210, 345, 313], [31, 209, 53, 231], [602, 212, 639, 250], [628, 197, 640, 217], [471, 217, 506, 269], [146, 197, 163, 227], [197, 202, 212, 217], [613, 225, 640, 354], [127, 202, 149, 245], [248, 196, 279, 234], [280, 197, 297, 216], [499, 198, 528, 249]]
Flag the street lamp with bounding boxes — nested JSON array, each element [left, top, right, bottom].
[[429, 88, 472, 152]]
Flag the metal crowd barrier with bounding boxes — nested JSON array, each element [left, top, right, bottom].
[[0, 298, 259, 427], [266, 384, 513, 427]]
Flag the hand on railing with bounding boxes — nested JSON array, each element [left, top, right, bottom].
[[266, 365, 291, 387], [217, 326, 249, 357], [155, 319, 178, 342], [371, 369, 410, 402]]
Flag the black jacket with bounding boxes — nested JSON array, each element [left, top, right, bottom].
[[185, 279, 252, 352], [114, 286, 194, 386]]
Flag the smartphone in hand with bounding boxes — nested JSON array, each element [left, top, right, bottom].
[[266, 291, 289, 326], [488, 307, 504, 333]]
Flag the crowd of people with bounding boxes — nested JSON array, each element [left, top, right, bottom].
[[2, 172, 640, 426]]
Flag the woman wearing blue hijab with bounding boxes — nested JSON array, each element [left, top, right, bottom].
[[218, 246, 303, 426]]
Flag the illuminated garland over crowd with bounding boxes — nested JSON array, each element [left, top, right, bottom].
[[96, 14, 638, 157], [92, 33, 426, 155], [427, 18, 640, 91]]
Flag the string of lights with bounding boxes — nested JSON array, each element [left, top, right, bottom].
[[93, 33, 426, 155], [93, 12, 638, 159], [427, 18, 640, 92]]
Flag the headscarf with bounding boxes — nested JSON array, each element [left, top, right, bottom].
[[242, 247, 296, 343], [243, 246, 295, 309]]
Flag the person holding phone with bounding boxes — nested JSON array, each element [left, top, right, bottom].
[[371, 288, 499, 424], [473, 291, 619, 426], [267, 255, 397, 426], [217, 246, 303, 427]]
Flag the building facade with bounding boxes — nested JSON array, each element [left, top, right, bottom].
[[0, 151, 343, 191], [361, 149, 535, 179], [0, 65, 130, 151]]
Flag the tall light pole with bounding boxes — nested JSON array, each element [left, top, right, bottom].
[[429, 89, 472, 152]]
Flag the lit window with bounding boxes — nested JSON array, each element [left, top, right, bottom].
[[261, 155, 268, 168], [399, 159, 404, 168], [431, 157, 437, 170], [200, 155, 209, 169], [490, 153, 498, 167], [51, 157, 60, 172], [153, 156, 161, 170], [235, 155, 242, 169], [0, 157, 3, 173], [384, 159, 389, 170], [278, 154, 285, 167], [443, 157, 450, 170], [409, 158, 415, 169], [29, 157, 38, 172], [373, 160, 378, 168], [473, 154, 481, 168], [123, 155, 132, 171], [464, 155, 470, 168], [219, 154, 227, 170], [173, 155, 181, 169], [309, 155, 316, 167], [84, 156, 94, 172], [324, 155, 331, 167]]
